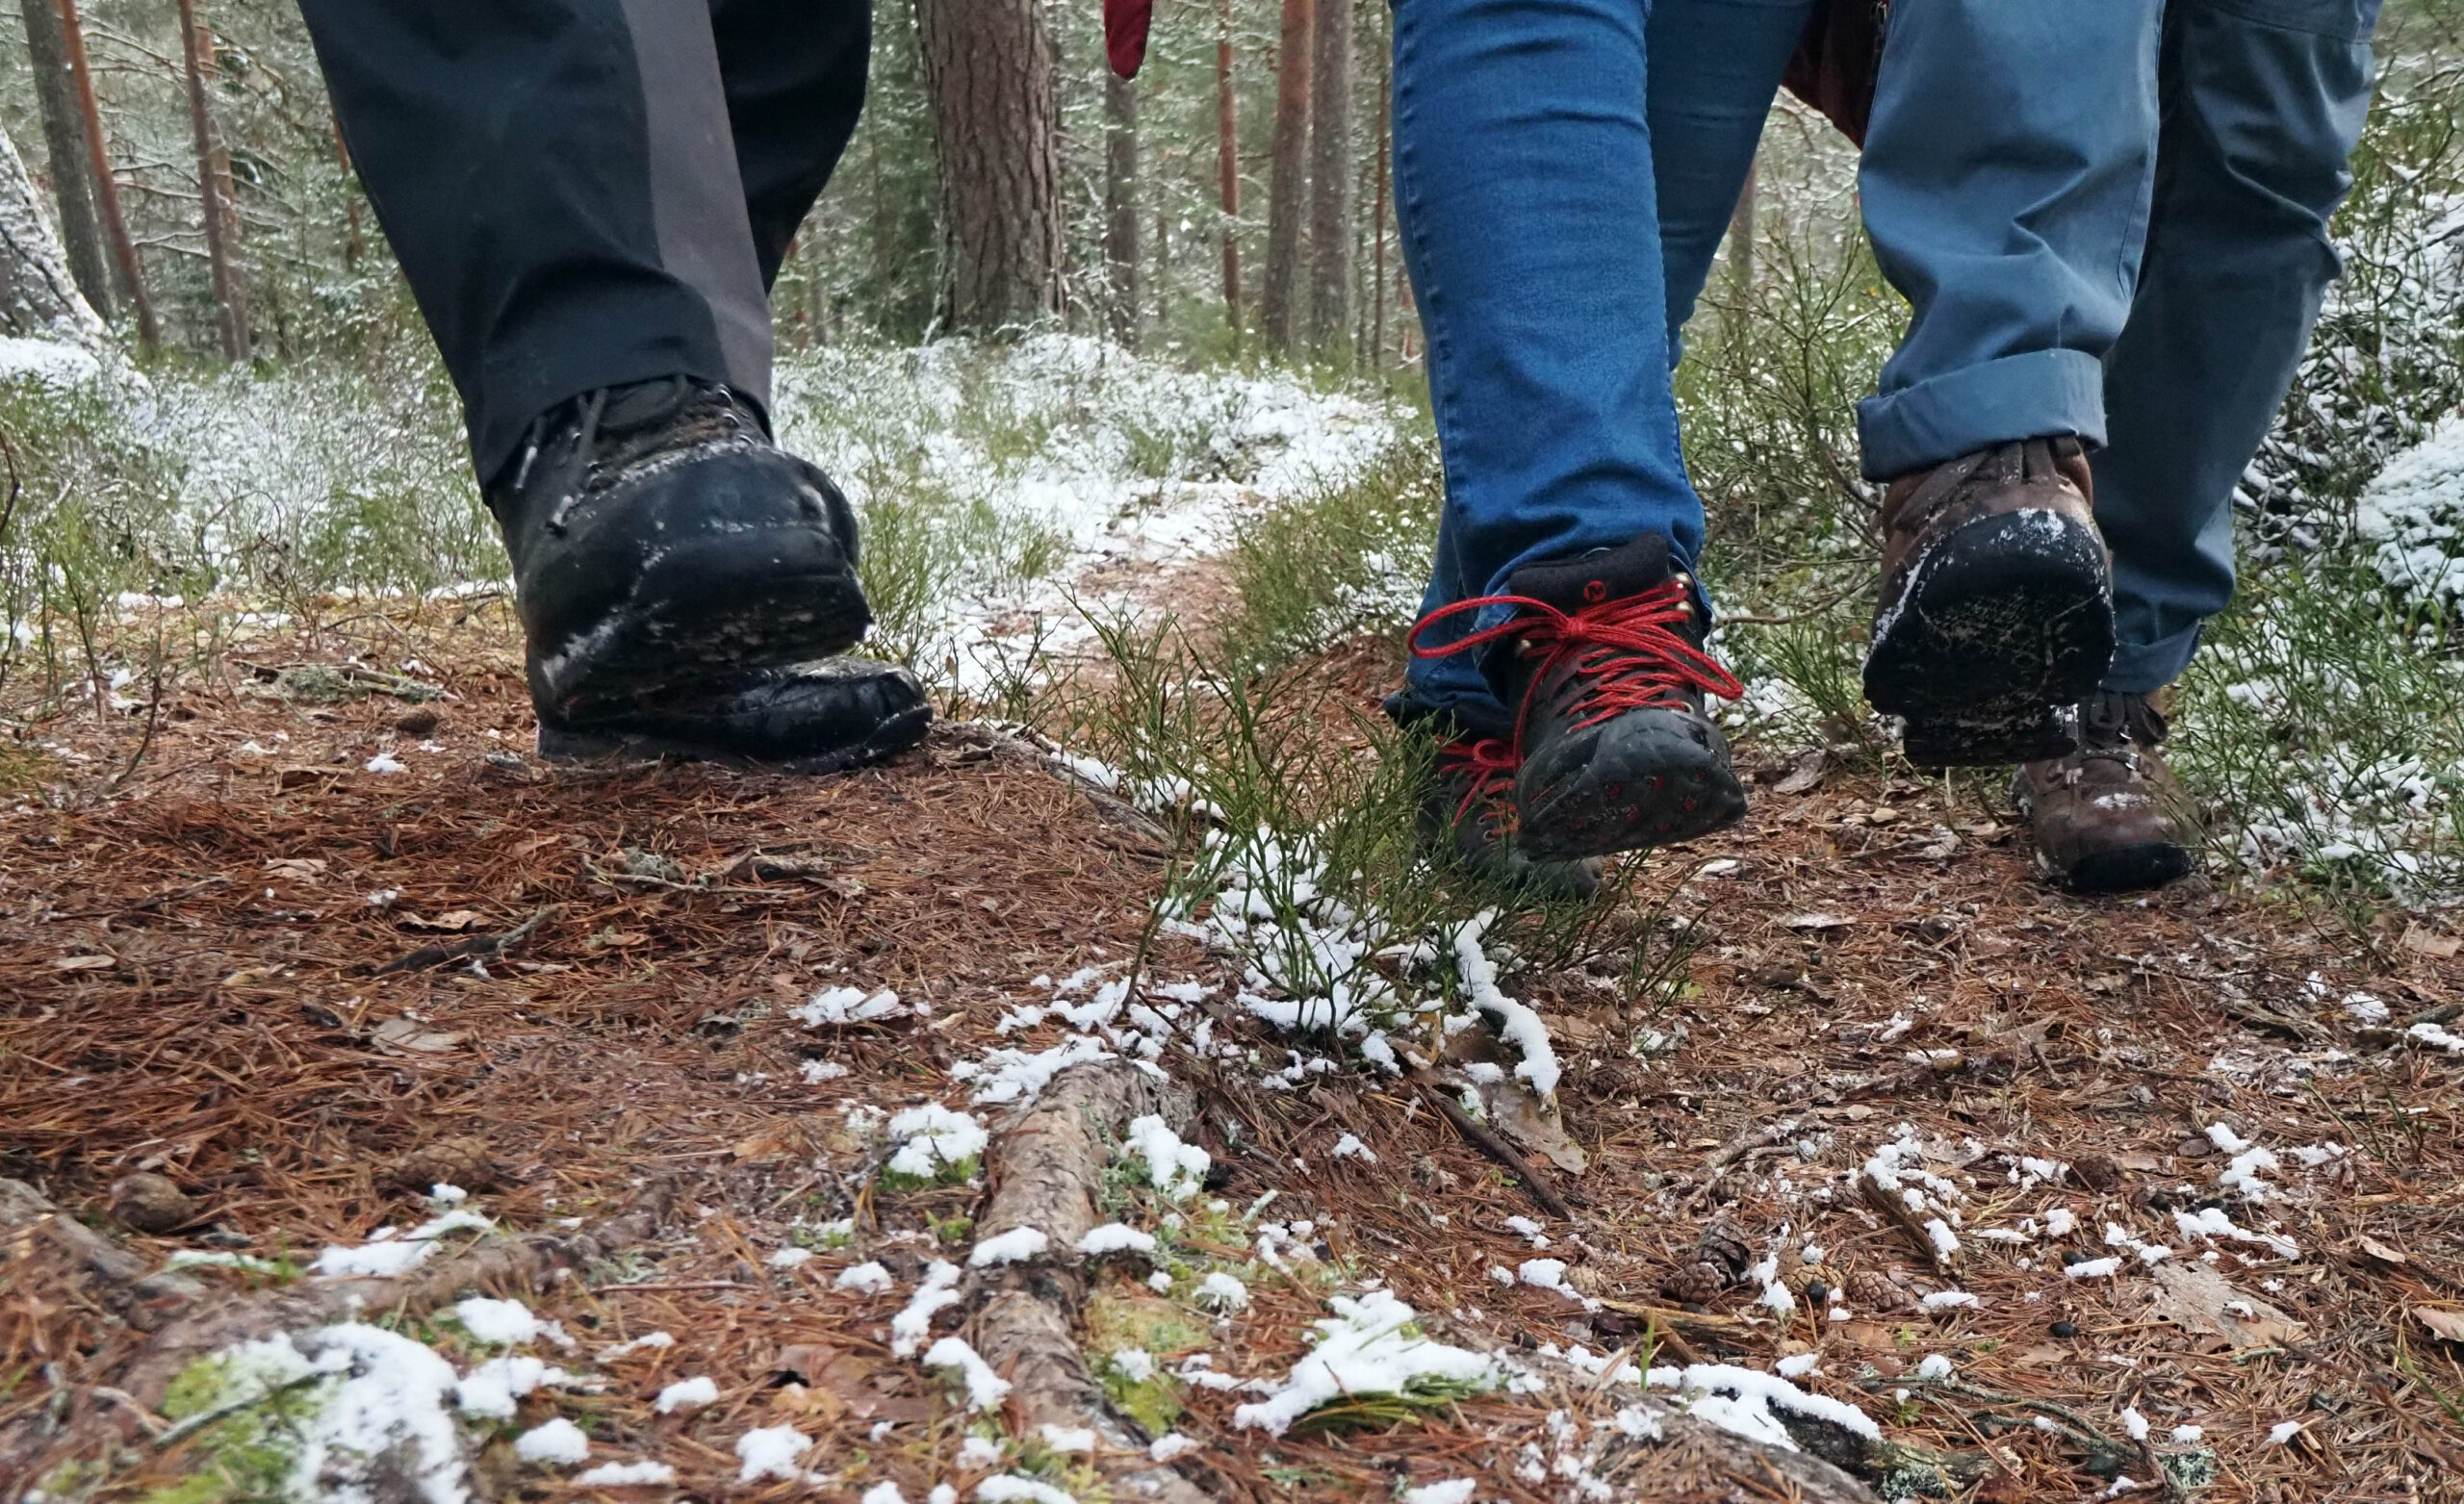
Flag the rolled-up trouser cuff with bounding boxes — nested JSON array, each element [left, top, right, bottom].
[[1857, 347, 2110, 481], [2104, 621, 2204, 697]]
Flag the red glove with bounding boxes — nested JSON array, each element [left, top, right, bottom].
[[1105, 0, 1153, 78]]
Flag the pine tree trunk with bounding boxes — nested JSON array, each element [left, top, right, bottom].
[[16, 0, 111, 320], [1304, 0, 1353, 358], [1370, 43, 1389, 370], [57, 0, 152, 351], [176, 0, 245, 361], [1215, 0, 1242, 340], [916, 0, 1063, 333], [1259, 0, 1312, 355], [0, 122, 109, 352], [1103, 72, 1140, 347]]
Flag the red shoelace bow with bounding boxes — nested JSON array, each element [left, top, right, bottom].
[[1438, 735, 1521, 825], [1408, 577, 1746, 751]]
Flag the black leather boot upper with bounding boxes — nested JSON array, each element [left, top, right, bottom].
[[488, 377, 870, 723]]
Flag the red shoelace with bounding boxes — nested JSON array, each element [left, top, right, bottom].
[[1437, 735, 1521, 825], [1408, 577, 1745, 752]]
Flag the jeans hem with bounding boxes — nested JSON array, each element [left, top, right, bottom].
[[2103, 621, 2205, 695], [1857, 348, 2111, 480]]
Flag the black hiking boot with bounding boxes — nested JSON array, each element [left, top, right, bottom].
[[1863, 437, 2116, 767], [536, 658, 932, 774], [489, 376, 873, 728], [1417, 719, 1603, 899], [1410, 534, 1748, 863]]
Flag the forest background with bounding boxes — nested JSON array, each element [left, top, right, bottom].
[[3, 0, 2464, 914]]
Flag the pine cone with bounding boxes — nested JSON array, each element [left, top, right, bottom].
[[1659, 1262, 1731, 1306], [380, 1135, 504, 1196], [1845, 1266, 1915, 1313], [1692, 1215, 1754, 1284]]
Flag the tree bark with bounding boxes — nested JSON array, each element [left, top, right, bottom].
[[57, 0, 152, 351], [1304, 0, 1354, 358], [1259, 0, 1312, 354], [176, 0, 246, 361], [916, 0, 1063, 333], [1103, 71, 1140, 347], [1215, 0, 1242, 341], [16, 0, 111, 320], [0, 121, 110, 353], [1369, 20, 1390, 368]]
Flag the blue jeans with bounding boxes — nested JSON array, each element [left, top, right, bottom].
[[1397, 0, 2377, 722]]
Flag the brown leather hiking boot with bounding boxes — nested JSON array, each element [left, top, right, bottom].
[[1409, 535, 1748, 862], [2014, 689, 2200, 893], [1864, 437, 2117, 767], [1419, 728, 1604, 899]]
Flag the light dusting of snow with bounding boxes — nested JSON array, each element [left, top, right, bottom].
[[1231, 1289, 1501, 1435]]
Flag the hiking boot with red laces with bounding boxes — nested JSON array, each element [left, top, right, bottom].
[[1410, 535, 1747, 862], [2014, 689, 2200, 893], [1865, 437, 2116, 766], [1420, 726, 1604, 898]]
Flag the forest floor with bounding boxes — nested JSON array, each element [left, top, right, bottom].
[[4, 594, 2464, 1504]]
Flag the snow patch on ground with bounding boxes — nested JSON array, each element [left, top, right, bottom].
[[1231, 1288, 1501, 1435]]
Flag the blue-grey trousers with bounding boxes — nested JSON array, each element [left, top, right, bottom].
[[1398, 0, 2380, 721]]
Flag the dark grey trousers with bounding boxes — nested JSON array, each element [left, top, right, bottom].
[[297, 0, 871, 485]]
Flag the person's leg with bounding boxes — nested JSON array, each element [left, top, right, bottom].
[[2018, 0, 2379, 893], [710, 0, 874, 291], [1392, 0, 1701, 725], [2094, 0, 2379, 694], [1394, 0, 1751, 860], [1399, 0, 1813, 727], [1850, 0, 2165, 763], [299, 0, 920, 770], [297, 0, 773, 487], [1856, 0, 2164, 479], [1649, 0, 1820, 355]]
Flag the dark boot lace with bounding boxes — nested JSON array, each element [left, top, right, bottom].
[[2072, 690, 2168, 778], [505, 377, 762, 535]]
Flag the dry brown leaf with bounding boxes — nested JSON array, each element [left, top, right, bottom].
[[2360, 1235, 2409, 1265], [2415, 1307, 2464, 1344], [1441, 1032, 1585, 1175], [52, 955, 115, 971], [370, 1017, 465, 1055], [1772, 753, 1828, 796], [263, 857, 328, 880], [2145, 1261, 2305, 1350], [770, 1343, 932, 1422], [402, 909, 483, 931], [2400, 924, 2461, 958]]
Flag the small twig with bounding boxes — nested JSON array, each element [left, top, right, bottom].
[[105, 651, 166, 795], [1686, 1118, 1801, 1210], [152, 1371, 327, 1448], [1414, 1074, 1573, 1220], [595, 1280, 755, 1293], [585, 864, 775, 899], [1859, 1171, 1960, 1275], [372, 905, 553, 975], [90, 1386, 167, 1440]]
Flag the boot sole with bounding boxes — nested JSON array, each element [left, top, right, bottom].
[[538, 700, 931, 776], [1863, 509, 2114, 767], [2059, 841, 2196, 895], [1516, 710, 1747, 862], [536, 535, 872, 722]]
